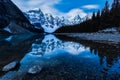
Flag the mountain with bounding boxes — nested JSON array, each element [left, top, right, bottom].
[[0, 0, 43, 34], [29, 34, 87, 56], [55, 0, 120, 33], [25, 8, 83, 33]]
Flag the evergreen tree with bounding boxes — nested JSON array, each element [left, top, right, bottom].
[[101, 0, 109, 16], [96, 10, 100, 18], [110, 0, 120, 27], [92, 12, 96, 20]]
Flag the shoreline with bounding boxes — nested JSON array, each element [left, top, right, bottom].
[[55, 33, 120, 44]]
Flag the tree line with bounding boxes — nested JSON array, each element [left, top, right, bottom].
[[55, 0, 120, 33]]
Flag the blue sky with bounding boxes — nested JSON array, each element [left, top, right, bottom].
[[12, 0, 113, 18]]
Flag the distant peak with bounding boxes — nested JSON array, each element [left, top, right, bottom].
[[33, 8, 41, 11], [45, 13, 53, 17], [74, 15, 81, 18], [27, 8, 42, 13]]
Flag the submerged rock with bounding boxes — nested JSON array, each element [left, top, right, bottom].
[[101, 67, 108, 73], [2, 61, 19, 72], [0, 15, 10, 28], [28, 65, 42, 74]]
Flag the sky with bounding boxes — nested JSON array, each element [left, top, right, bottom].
[[12, 0, 113, 18]]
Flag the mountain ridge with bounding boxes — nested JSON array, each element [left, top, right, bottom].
[[24, 8, 83, 33]]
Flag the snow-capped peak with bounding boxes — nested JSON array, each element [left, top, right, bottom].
[[25, 9, 84, 33], [66, 9, 87, 19], [70, 15, 82, 24]]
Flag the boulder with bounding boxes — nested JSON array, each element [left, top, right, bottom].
[[2, 61, 19, 71], [28, 65, 42, 74]]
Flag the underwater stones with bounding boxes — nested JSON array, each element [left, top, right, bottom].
[[101, 67, 109, 73], [2, 61, 19, 72], [28, 65, 42, 74]]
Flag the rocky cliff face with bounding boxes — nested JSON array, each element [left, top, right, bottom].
[[0, 0, 43, 34]]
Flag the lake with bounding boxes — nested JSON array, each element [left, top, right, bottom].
[[0, 34, 120, 80]]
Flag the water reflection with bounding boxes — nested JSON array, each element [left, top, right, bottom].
[[0, 34, 44, 76], [0, 34, 120, 80], [30, 34, 89, 55], [56, 35, 120, 66]]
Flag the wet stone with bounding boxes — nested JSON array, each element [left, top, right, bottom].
[[2, 61, 19, 72], [101, 68, 108, 73], [28, 65, 42, 74]]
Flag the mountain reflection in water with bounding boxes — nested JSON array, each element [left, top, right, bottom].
[[0, 34, 120, 80]]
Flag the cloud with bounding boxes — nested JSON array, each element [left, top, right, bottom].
[[12, 0, 60, 11], [82, 4, 99, 9], [11, 0, 87, 18], [12, 0, 64, 16]]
